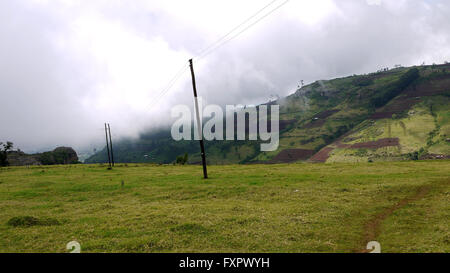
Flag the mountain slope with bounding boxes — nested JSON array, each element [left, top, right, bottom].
[[86, 64, 450, 164]]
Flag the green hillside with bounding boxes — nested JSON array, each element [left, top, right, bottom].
[[86, 64, 450, 164]]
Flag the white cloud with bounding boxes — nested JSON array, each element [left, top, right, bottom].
[[366, 0, 382, 6], [1, 0, 449, 152]]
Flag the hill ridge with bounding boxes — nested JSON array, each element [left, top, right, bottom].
[[86, 64, 450, 164]]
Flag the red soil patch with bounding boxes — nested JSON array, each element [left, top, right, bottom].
[[370, 112, 396, 120], [270, 149, 315, 163], [309, 147, 334, 162], [350, 138, 399, 149], [404, 77, 450, 98], [385, 98, 420, 112], [370, 97, 421, 120]]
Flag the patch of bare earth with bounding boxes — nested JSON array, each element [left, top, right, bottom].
[[370, 98, 420, 120], [270, 149, 315, 163], [309, 147, 334, 162], [405, 78, 450, 98]]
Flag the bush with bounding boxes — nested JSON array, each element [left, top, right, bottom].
[[407, 148, 426, 160], [176, 153, 188, 165], [408, 152, 420, 160]]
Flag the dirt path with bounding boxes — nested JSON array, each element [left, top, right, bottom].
[[357, 185, 432, 253]]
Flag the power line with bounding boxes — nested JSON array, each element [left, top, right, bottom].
[[194, 0, 280, 59], [196, 0, 290, 61], [146, 62, 189, 111], [147, 0, 290, 111]]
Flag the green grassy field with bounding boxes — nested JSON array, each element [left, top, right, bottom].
[[0, 161, 448, 253]]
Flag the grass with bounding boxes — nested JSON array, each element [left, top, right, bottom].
[[0, 161, 448, 253]]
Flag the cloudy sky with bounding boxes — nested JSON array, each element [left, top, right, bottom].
[[1, 0, 449, 153]]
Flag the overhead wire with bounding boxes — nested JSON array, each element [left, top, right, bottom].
[[146, 62, 189, 111], [194, 0, 280, 59], [147, 0, 290, 111], [195, 0, 290, 61]]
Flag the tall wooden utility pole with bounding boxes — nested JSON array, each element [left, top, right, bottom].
[[107, 123, 115, 167], [104, 123, 112, 169], [189, 59, 208, 179]]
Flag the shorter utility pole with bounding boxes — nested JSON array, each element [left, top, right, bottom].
[[107, 123, 115, 167], [189, 59, 208, 179], [104, 123, 112, 169]]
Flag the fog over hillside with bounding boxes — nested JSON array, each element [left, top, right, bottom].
[[1, 0, 450, 153]]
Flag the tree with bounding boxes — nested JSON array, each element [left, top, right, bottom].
[[0, 141, 14, 167]]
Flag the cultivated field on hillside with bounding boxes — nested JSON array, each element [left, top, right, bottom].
[[0, 162, 448, 253]]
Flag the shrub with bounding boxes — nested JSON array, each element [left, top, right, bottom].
[[7, 216, 60, 227], [407, 148, 426, 161], [176, 153, 188, 165], [408, 152, 420, 160]]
